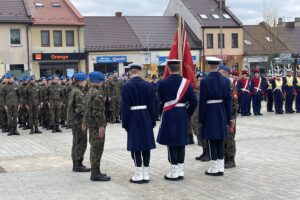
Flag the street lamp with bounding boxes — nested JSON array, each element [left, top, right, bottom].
[[211, 0, 224, 65]]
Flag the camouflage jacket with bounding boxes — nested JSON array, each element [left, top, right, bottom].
[[46, 83, 63, 106], [67, 85, 86, 126], [27, 83, 41, 106], [3, 82, 20, 106], [83, 85, 106, 128]]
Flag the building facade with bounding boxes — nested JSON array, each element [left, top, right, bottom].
[[0, 0, 31, 77], [25, 0, 85, 78], [85, 15, 201, 76], [165, 0, 244, 72]]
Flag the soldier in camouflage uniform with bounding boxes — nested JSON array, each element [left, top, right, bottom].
[[83, 72, 111, 181], [60, 76, 68, 127], [18, 77, 30, 129], [27, 76, 42, 134], [46, 76, 63, 133], [107, 72, 121, 123], [218, 66, 239, 169], [67, 73, 90, 173], [0, 77, 9, 133], [2, 73, 20, 136]]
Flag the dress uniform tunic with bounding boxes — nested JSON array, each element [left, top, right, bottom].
[[157, 74, 197, 147], [121, 76, 156, 152]]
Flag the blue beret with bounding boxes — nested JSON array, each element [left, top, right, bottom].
[[47, 76, 53, 81], [89, 71, 105, 83], [218, 65, 231, 74], [61, 75, 66, 80], [29, 75, 35, 81], [73, 73, 88, 81], [41, 76, 46, 81], [4, 73, 13, 79]]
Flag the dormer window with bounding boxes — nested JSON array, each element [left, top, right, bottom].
[[199, 14, 208, 19], [34, 2, 44, 7], [223, 14, 231, 19], [265, 36, 273, 42], [212, 14, 220, 19], [52, 3, 61, 7], [244, 40, 252, 45]]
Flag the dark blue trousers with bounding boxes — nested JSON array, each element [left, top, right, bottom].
[[240, 92, 251, 115], [266, 90, 274, 111], [285, 93, 294, 113], [296, 93, 300, 112], [274, 90, 283, 113], [252, 92, 263, 114]]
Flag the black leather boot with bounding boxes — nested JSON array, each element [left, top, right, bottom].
[[90, 168, 111, 181], [35, 126, 42, 134]]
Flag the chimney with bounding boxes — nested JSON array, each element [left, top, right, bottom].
[[217, 0, 225, 9], [115, 12, 122, 17]]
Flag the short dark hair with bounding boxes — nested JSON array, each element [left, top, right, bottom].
[[168, 64, 180, 72]]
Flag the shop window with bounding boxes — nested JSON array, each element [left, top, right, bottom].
[[218, 33, 225, 48], [53, 30, 62, 47], [207, 34, 214, 49], [41, 30, 50, 47], [10, 29, 21, 45], [66, 31, 74, 46], [232, 33, 238, 48]]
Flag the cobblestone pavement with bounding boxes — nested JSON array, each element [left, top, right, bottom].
[[1, 107, 300, 200]]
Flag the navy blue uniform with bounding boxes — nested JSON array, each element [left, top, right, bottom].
[[283, 76, 295, 113], [295, 77, 300, 112], [250, 77, 267, 115], [199, 72, 232, 140], [121, 77, 156, 152], [157, 74, 197, 147], [237, 78, 251, 116], [271, 78, 284, 114]]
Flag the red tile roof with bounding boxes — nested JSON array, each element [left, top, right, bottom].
[[0, 0, 31, 23], [25, 0, 84, 25]]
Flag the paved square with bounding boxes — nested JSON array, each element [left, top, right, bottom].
[[1, 107, 300, 200]]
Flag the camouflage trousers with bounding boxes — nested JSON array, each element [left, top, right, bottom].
[[0, 107, 7, 128], [28, 104, 39, 127], [19, 106, 28, 126], [225, 127, 236, 162], [49, 105, 61, 127], [60, 103, 67, 123], [89, 127, 105, 169], [6, 105, 18, 129], [71, 125, 88, 162], [111, 98, 120, 118]]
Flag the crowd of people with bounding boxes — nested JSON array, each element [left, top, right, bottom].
[[1, 58, 299, 183]]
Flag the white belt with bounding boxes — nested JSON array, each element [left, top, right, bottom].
[[130, 105, 147, 110], [254, 87, 261, 91], [175, 103, 186, 107], [241, 88, 250, 93], [206, 100, 223, 104]]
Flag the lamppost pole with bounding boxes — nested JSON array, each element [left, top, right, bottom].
[[220, 0, 223, 65]]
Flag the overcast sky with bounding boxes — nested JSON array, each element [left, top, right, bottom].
[[71, 0, 299, 25]]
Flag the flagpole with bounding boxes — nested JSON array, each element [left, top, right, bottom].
[[178, 15, 183, 76]]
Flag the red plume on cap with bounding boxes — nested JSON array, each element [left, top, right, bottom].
[[253, 67, 260, 73], [231, 69, 239, 76], [242, 69, 249, 75]]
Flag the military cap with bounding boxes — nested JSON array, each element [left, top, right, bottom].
[[218, 65, 231, 74], [242, 69, 249, 75], [129, 63, 143, 71], [29, 75, 36, 81], [89, 71, 105, 83], [231, 69, 239, 76], [73, 72, 88, 81], [167, 59, 181, 66], [206, 56, 221, 65], [253, 67, 260, 73], [4, 73, 13, 79]]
